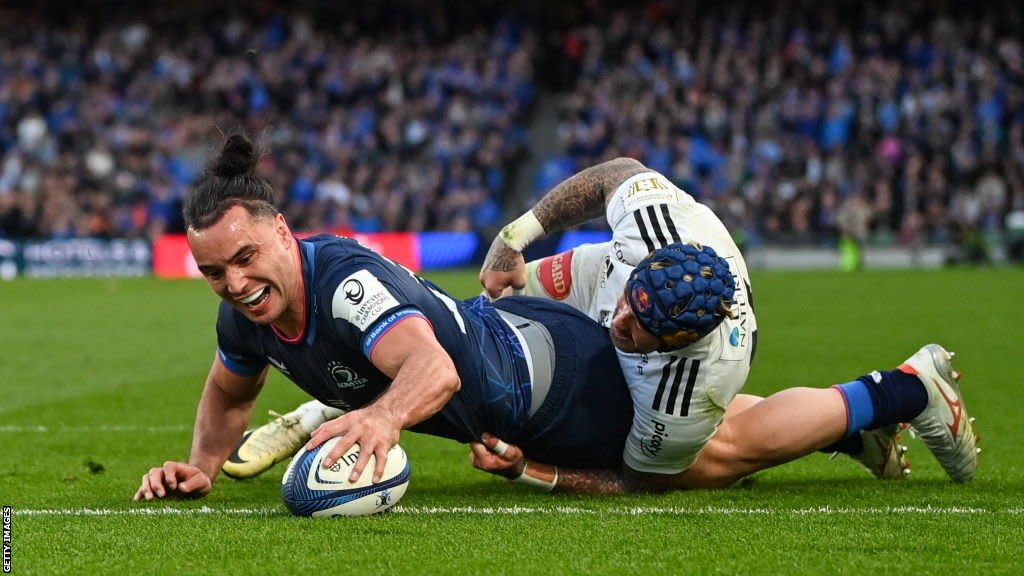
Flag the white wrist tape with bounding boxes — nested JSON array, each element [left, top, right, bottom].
[[512, 460, 558, 492], [499, 210, 545, 252]]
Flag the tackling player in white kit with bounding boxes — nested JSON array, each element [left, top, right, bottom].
[[471, 157, 977, 492], [477, 166, 759, 488]]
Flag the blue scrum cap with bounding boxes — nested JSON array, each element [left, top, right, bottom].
[[625, 242, 737, 351]]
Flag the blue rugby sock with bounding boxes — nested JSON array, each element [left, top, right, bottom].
[[833, 370, 928, 438], [834, 379, 875, 438]]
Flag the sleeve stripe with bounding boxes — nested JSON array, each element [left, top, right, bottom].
[[678, 359, 701, 417], [362, 308, 428, 358], [651, 355, 678, 411], [645, 205, 669, 248], [664, 358, 688, 416], [651, 356, 701, 416], [217, 348, 265, 377], [634, 204, 682, 254], [633, 209, 657, 253], [660, 204, 682, 243]]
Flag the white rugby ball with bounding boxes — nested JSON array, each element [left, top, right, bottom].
[[281, 437, 410, 517]]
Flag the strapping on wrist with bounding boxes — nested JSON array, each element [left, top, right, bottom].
[[499, 210, 545, 252], [512, 459, 559, 492]]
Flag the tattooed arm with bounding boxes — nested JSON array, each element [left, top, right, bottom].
[[480, 157, 650, 298], [531, 156, 649, 232], [470, 434, 631, 494]]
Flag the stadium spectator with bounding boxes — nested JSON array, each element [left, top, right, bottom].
[[0, 5, 535, 239], [544, 1, 1024, 254], [3, 0, 1023, 255]]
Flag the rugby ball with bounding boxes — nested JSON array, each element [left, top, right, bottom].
[[281, 437, 410, 517]]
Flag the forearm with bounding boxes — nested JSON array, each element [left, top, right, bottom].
[[511, 458, 628, 494], [529, 157, 648, 233], [552, 467, 628, 495], [375, 350, 460, 429], [188, 378, 256, 480]]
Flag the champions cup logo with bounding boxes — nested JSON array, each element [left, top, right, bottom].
[[631, 286, 651, 313], [343, 279, 364, 304]]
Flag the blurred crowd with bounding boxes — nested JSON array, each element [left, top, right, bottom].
[[2, 1, 1024, 254], [0, 3, 535, 239], [540, 0, 1024, 252]]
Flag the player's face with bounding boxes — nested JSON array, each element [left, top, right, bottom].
[[188, 206, 299, 327], [610, 291, 662, 354]]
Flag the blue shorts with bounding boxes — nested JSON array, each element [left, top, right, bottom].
[[494, 297, 633, 469]]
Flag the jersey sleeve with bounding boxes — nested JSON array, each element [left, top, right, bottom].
[[518, 242, 611, 315], [325, 262, 427, 359], [215, 302, 267, 377], [604, 171, 698, 266]]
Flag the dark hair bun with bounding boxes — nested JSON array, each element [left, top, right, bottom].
[[211, 134, 258, 178]]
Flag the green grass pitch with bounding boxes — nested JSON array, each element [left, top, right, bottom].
[[2, 267, 1022, 574]]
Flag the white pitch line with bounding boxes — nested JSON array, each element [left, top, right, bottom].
[[11, 505, 1002, 517], [0, 425, 190, 433]]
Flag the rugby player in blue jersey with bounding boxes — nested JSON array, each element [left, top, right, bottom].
[[134, 135, 634, 501]]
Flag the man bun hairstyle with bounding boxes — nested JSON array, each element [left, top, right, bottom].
[[183, 133, 279, 231], [626, 242, 738, 351], [210, 134, 260, 179]]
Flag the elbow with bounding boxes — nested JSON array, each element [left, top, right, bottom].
[[440, 357, 461, 395], [447, 372, 462, 395]]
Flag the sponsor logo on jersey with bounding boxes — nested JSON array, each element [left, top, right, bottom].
[[538, 250, 574, 300], [631, 285, 651, 313], [327, 361, 369, 391], [622, 175, 676, 212], [332, 269, 402, 331], [342, 278, 365, 304], [639, 419, 668, 457], [729, 326, 740, 347], [613, 241, 627, 263]]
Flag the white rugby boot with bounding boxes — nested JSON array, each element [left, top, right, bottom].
[[900, 344, 979, 482]]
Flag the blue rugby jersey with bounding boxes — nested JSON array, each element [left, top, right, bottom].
[[215, 235, 533, 443]]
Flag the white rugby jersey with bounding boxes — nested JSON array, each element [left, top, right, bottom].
[[521, 171, 758, 473]]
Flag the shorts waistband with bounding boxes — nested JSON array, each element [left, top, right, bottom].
[[496, 308, 555, 417]]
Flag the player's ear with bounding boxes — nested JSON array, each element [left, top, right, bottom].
[[274, 213, 291, 242]]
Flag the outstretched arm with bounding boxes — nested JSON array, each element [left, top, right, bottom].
[[135, 355, 265, 501], [480, 157, 649, 298]]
